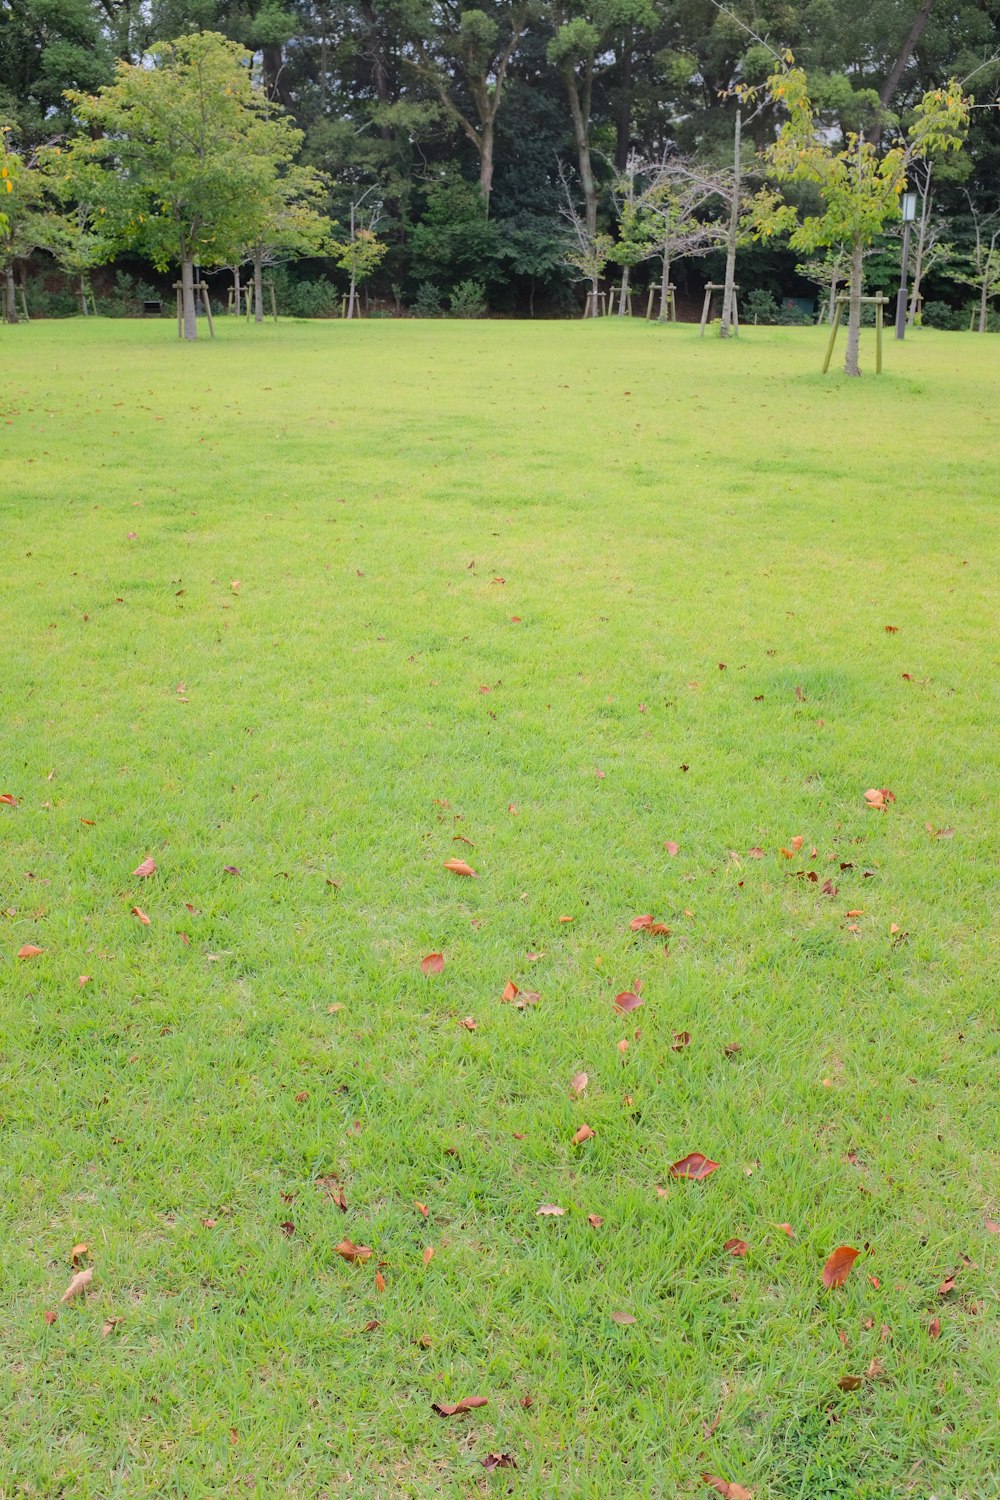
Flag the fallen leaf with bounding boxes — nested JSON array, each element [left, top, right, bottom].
[[415, 1202, 429, 1218], [460, 1016, 477, 1030], [588, 1214, 604, 1228], [929, 1317, 941, 1338], [610, 1310, 636, 1325], [375, 1270, 386, 1292], [132, 857, 156, 878], [649, 921, 670, 936], [432, 1396, 487, 1417], [421, 952, 444, 975], [280, 1220, 295, 1236], [71, 1243, 89, 1266], [184, 902, 200, 914], [519, 1395, 534, 1408], [664, 840, 679, 856], [747, 846, 764, 858], [702, 1476, 753, 1499], [130, 906, 150, 925], [617, 1039, 629, 1053], [334, 1240, 372, 1264], [482, 1453, 516, 1471], [536, 1204, 565, 1217], [570, 1071, 589, 1098], [501, 980, 519, 1002], [938, 1274, 957, 1297], [614, 991, 642, 1013], [0, 793, 19, 806], [60, 1266, 94, 1303], [571, 1123, 595, 1146], [422, 1245, 435, 1266], [443, 858, 477, 877], [17, 944, 43, 958], [670, 1153, 719, 1180], [629, 914, 653, 931], [671, 1031, 691, 1051], [222, 865, 241, 876], [78, 975, 90, 988], [837, 1375, 863, 1391], [558, 914, 574, 923], [363, 1320, 380, 1332], [452, 834, 475, 847], [44, 1310, 57, 1325], [864, 788, 895, 810], [985, 1218, 1000, 1234], [776, 1223, 795, 1238], [724, 1042, 741, 1057], [823, 1246, 860, 1289], [724, 1238, 748, 1257], [202, 1218, 217, 1228]]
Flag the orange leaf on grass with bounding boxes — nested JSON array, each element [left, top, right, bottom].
[[702, 1475, 752, 1499], [629, 914, 653, 931], [929, 1317, 941, 1338], [374, 1271, 386, 1292], [0, 793, 19, 806], [443, 859, 477, 877], [415, 1202, 429, 1219], [334, 1240, 372, 1264], [536, 1204, 565, 1217], [501, 981, 519, 1002], [420, 952, 444, 975], [44, 1309, 57, 1325], [79, 975, 91, 986], [459, 1016, 477, 1030], [610, 1310, 636, 1325], [132, 857, 157, 878], [60, 1266, 94, 1303], [570, 1072, 589, 1098], [776, 1223, 795, 1238], [131, 906, 150, 925], [864, 788, 895, 810], [670, 1153, 719, 1180], [571, 1124, 595, 1146], [587, 1214, 604, 1228], [823, 1246, 860, 1289], [724, 1239, 748, 1256], [614, 992, 642, 1013], [423, 1246, 434, 1266], [432, 1396, 487, 1417], [664, 840, 680, 856], [671, 1031, 691, 1051], [17, 944, 43, 958]]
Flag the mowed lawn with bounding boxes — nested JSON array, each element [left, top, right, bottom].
[[1, 317, 997, 1499]]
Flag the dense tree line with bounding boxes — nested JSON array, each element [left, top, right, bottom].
[[1, 0, 998, 318]]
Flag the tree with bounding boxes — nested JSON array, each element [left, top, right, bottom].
[[63, 31, 305, 339], [243, 163, 333, 321], [753, 61, 970, 374], [643, 156, 725, 321], [334, 186, 387, 317], [951, 198, 1000, 332], [559, 159, 611, 314], [0, 128, 49, 322]]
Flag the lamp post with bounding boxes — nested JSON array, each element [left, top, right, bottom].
[[895, 189, 918, 340]]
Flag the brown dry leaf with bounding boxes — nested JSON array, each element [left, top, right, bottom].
[[44, 1309, 57, 1325], [570, 1071, 589, 1098], [985, 1218, 1000, 1234], [617, 1038, 629, 1054], [776, 1223, 795, 1238], [610, 1310, 636, 1325], [514, 990, 540, 1008], [572, 1123, 595, 1146], [629, 914, 654, 931], [587, 1213, 604, 1228], [747, 846, 765, 858], [334, 1240, 372, 1264], [60, 1266, 94, 1303], [929, 1317, 941, 1339], [823, 1246, 860, 1289], [558, 914, 574, 923], [131, 906, 150, 925], [837, 1375, 863, 1392], [614, 991, 642, 1013], [671, 1031, 691, 1051], [432, 1396, 487, 1417], [482, 1453, 517, 1471], [501, 980, 519, 1002], [423, 1245, 434, 1266], [702, 1476, 753, 1499], [363, 1320, 381, 1333], [864, 788, 895, 810], [17, 944, 43, 958], [460, 1016, 477, 1030], [375, 1270, 386, 1292], [415, 1201, 429, 1219], [938, 1274, 957, 1297], [316, 1176, 347, 1211], [724, 1238, 748, 1257], [421, 952, 444, 975], [452, 834, 475, 847], [664, 840, 680, 856], [670, 1153, 719, 1180], [184, 902, 200, 914], [536, 1204, 565, 1217], [294, 1091, 309, 1103], [79, 975, 91, 986], [202, 1218, 217, 1228], [0, 793, 18, 806], [132, 857, 157, 878], [443, 859, 477, 877], [71, 1243, 89, 1266], [222, 865, 241, 876], [280, 1220, 295, 1236], [724, 1042, 741, 1056]]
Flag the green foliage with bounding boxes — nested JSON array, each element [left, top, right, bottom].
[[410, 175, 502, 291], [745, 287, 780, 323], [448, 277, 487, 316], [411, 279, 443, 316]]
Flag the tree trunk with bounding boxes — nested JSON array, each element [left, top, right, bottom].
[[180, 255, 198, 341], [566, 74, 597, 239], [253, 251, 264, 324], [617, 265, 630, 315], [589, 274, 599, 316], [479, 121, 494, 210], [659, 244, 671, 320], [233, 265, 242, 316], [614, 32, 632, 172], [719, 106, 741, 338], [4, 263, 17, 323], [978, 274, 989, 334], [347, 270, 357, 319], [79, 274, 89, 317], [907, 181, 931, 327], [867, 0, 936, 142], [262, 42, 293, 110], [844, 237, 864, 376]]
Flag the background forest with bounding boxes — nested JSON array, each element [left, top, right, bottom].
[[2, 0, 999, 319]]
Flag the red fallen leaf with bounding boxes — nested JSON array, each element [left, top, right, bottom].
[[629, 914, 653, 931], [280, 1221, 295, 1236], [432, 1396, 487, 1417], [80, 818, 95, 825], [222, 865, 241, 876], [316, 1176, 347, 1210], [570, 1071, 589, 1098], [443, 858, 477, 877], [671, 1031, 691, 1051], [776, 1223, 795, 1238], [926, 823, 954, 839], [864, 788, 895, 810], [724, 1042, 741, 1056], [178, 931, 190, 945], [985, 1218, 1000, 1234], [938, 1274, 957, 1296], [821, 879, 838, 896], [869, 1276, 880, 1289], [610, 1310, 636, 1325], [375, 1270, 386, 1292], [415, 1201, 429, 1218], [649, 921, 670, 936], [362, 1319, 380, 1333], [536, 1204, 565, 1216], [702, 1476, 753, 1499], [71, 1243, 89, 1266], [558, 914, 574, 922], [423, 1246, 434, 1266], [884, 624, 898, 633], [44, 1309, 57, 1325], [614, 992, 643, 1013], [664, 840, 680, 856], [587, 1214, 604, 1228], [501, 980, 519, 1002], [929, 1317, 941, 1339], [79, 975, 91, 987], [823, 1246, 860, 1289], [0, 793, 18, 806], [670, 1153, 719, 1181], [837, 1329, 849, 1347], [132, 857, 156, 878], [421, 952, 444, 975], [334, 1240, 372, 1264], [60, 1266, 94, 1303], [617, 1039, 629, 1054], [837, 1375, 863, 1391], [724, 1238, 748, 1256], [452, 834, 475, 847], [747, 846, 764, 858], [17, 944, 43, 958], [184, 902, 200, 914], [571, 1123, 595, 1146], [294, 1091, 309, 1103], [459, 1016, 477, 1030], [790, 835, 804, 851], [482, 1454, 516, 1471], [131, 906, 150, 925], [519, 1395, 534, 1408]]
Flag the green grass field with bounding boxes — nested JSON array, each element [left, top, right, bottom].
[[1, 317, 997, 1499]]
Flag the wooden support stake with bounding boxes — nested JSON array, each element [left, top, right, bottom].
[[875, 293, 883, 374], [176, 286, 183, 339], [822, 295, 845, 372], [699, 285, 713, 337], [200, 282, 215, 338], [645, 286, 655, 320]]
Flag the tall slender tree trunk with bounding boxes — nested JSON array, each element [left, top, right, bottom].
[[907, 169, 932, 326], [479, 122, 495, 209], [253, 251, 264, 324], [4, 263, 17, 323], [978, 274, 989, 333], [78, 274, 89, 316], [614, 32, 633, 172], [844, 236, 864, 376], [180, 255, 198, 341], [719, 107, 741, 338], [566, 73, 597, 238], [617, 265, 630, 315], [828, 272, 840, 323], [867, 0, 937, 143], [659, 243, 671, 320], [233, 265, 242, 316]]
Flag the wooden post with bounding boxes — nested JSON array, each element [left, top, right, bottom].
[[645, 285, 655, 320], [269, 283, 277, 322], [199, 282, 215, 338], [875, 293, 883, 374], [822, 295, 844, 372], [175, 284, 183, 339], [699, 285, 713, 337]]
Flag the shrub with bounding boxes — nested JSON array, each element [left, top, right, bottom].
[[449, 279, 487, 318], [283, 277, 340, 318], [745, 288, 780, 324], [411, 281, 442, 317]]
